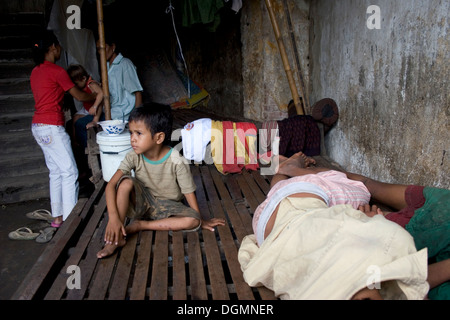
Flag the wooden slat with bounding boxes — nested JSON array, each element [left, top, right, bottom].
[[11, 198, 88, 300], [242, 169, 268, 204], [192, 167, 229, 300], [65, 218, 107, 300], [107, 233, 138, 300], [210, 170, 249, 243], [86, 237, 119, 300], [171, 231, 187, 300], [250, 170, 271, 195], [210, 168, 276, 300], [187, 232, 208, 300], [44, 193, 107, 300], [149, 231, 168, 300], [200, 166, 255, 300], [223, 174, 243, 201], [129, 231, 153, 300], [235, 174, 261, 214]]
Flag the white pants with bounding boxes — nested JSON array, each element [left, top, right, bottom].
[[32, 124, 79, 221]]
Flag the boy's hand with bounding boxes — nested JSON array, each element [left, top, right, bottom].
[[201, 218, 226, 231], [104, 217, 126, 245]]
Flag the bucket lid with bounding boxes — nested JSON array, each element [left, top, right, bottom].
[[97, 129, 131, 144]]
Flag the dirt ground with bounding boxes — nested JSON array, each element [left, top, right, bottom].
[[0, 198, 51, 300]]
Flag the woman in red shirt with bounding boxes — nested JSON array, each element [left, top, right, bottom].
[[30, 31, 95, 227]]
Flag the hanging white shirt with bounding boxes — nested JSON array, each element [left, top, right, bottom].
[[181, 118, 212, 163]]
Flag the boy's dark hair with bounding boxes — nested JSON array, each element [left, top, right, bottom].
[[129, 103, 173, 145], [32, 30, 59, 66], [67, 64, 89, 82], [104, 33, 122, 54]]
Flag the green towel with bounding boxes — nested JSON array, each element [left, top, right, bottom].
[[182, 0, 225, 32], [406, 187, 450, 300]]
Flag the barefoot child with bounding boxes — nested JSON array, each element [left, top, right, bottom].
[[97, 103, 225, 258]]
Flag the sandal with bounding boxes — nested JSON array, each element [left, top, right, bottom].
[[36, 227, 57, 243], [26, 209, 53, 222], [8, 227, 40, 240]]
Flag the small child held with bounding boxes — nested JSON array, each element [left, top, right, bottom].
[[67, 64, 104, 147], [97, 103, 225, 259]]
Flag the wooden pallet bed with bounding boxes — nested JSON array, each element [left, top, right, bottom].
[[12, 165, 277, 300], [12, 109, 339, 300]]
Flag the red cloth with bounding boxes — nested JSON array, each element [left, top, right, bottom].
[[222, 121, 240, 174], [221, 121, 259, 174], [385, 185, 425, 228], [30, 61, 75, 125], [236, 122, 258, 172]]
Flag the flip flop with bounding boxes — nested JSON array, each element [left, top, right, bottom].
[[36, 227, 57, 243], [8, 227, 40, 240], [26, 209, 53, 222]]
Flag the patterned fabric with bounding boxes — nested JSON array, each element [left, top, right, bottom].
[[277, 115, 321, 157], [211, 120, 259, 174]]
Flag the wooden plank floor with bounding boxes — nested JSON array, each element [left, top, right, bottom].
[[12, 109, 340, 300], [13, 164, 279, 300]]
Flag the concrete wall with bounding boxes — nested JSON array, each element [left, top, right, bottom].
[[309, 0, 449, 188], [241, 0, 310, 121], [182, 9, 244, 119]]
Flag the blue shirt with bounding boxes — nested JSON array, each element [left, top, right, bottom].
[[107, 53, 143, 120]]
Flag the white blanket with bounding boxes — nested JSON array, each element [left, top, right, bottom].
[[238, 197, 429, 300]]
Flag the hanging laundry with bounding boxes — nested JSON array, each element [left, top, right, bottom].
[[260, 120, 279, 152], [211, 120, 224, 173], [224, 0, 243, 14], [211, 120, 259, 174], [181, 118, 212, 162], [277, 115, 321, 157], [235, 122, 258, 172], [181, 0, 225, 32]]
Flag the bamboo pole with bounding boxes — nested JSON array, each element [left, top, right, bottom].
[[282, 0, 310, 115], [265, 0, 304, 115], [96, 0, 111, 120]]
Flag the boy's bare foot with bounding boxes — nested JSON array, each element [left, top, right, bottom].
[[96, 237, 126, 259]]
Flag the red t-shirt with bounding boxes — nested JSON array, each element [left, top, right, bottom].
[[30, 61, 75, 125]]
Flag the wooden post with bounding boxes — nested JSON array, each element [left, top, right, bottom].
[[282, 0, 310, 115], [265, 0, 304, 115], [96, 0, 111, 120]]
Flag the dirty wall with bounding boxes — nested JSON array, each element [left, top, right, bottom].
[[241, 0, 310, 121], [309, 0, 449, 188]]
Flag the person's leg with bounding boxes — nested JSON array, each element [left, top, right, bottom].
[[126, 216, 200, 234], [275, 152, 409, 211], [344, 171, 409, 211], [74, 114, 94, 148], [270, 152, 320, 188], [427, 259, 450, 291], [125, 197, 201, 234], [32, 125, 64, 225], [96, 177, 134, 258], [51, 126, 79, 221]]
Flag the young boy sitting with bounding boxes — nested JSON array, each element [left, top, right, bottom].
[[97, 103, 225, 259]]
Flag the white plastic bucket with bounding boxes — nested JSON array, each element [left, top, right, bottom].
[[96, 130, 132, 182]]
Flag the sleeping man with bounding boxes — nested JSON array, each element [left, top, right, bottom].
[[238, 153, 431, 300]]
